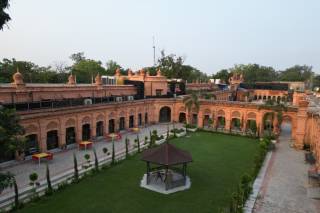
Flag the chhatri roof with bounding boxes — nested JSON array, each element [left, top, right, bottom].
[[141, 143, 192, 166]]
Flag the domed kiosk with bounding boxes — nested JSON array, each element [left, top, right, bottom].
[[140, 142, 192, 194]]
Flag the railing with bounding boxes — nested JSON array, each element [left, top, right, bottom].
[[0, 132, 168, 211]]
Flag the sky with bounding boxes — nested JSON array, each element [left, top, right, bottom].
[[0, 0, 320, 75]]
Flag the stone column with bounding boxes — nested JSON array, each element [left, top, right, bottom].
[[242, 117, 247, 132], [91, 120, 96, 139], [294, 100, 309, 149], [76, 117, 82, 143], [59, 123, 66, 148], [39, 123, 47, 152], [197, 111, 203, 128], [134, 113, 138, 127]]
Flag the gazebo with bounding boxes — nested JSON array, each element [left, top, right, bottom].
[[140, 142, 192, 194]]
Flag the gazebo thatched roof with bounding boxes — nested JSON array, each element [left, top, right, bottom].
[[141, 143, 192, 166]]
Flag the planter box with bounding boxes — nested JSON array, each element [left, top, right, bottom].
[[170, 131, 186, 137], [187, 127, 197, 132], [176, 131, 186, 137], [155, 138, 166, 145]]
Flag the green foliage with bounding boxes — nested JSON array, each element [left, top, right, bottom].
[[46, 164, 53, 195], [84, 154, 90, 163], [0, 172, 14, 193], [29, 172, 38, 186], [71, 58, 106, 83], [13, 132, 260, 213], [125, 137, 129, 158], [0, 108, 25, 162], [230, 64, 277, 83], [183, 93, 200, 124], [0, 0, 11, 30], [111, 140, 115, 165], [0, 58, 69, 83], [136, 135, 140, 153], [73, 152, 79, 182], [213, 69, 231, 84], [102, 147, 108, 154], [93, 148, 99, 171], [279, 65, 313, 82], [152, 50, 208, 82]]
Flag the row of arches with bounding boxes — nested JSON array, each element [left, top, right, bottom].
[[24, 112, 149, 153], [175, 107, 294, 138]]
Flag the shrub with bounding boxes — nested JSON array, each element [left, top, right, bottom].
[[102, 147, 108, 154], [84, 154, 90, 163], [136, 135, 140, 153], [46, 163, 53, 195], [29, 173, 38, 186], [93, 148, 99, 171], [73, 152, 79, 183], [125, 137, 129, 158]]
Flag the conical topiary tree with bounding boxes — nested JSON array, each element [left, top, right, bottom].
[[136, 134, 140, 153], [125, 137, 129, 158], [46, 163, 52, 194], [73, 152, 79, 182]]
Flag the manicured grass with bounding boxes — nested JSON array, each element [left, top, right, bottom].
[[18, 132, 259, 213]]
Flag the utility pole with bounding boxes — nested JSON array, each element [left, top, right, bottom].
[[153, 36, 156, 66]]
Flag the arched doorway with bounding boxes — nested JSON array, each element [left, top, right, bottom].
[[119, 117, 125, 130], [179, 112, 186, 123], [96, 121, 104, 137], [159, 106, 171, 123], [138, 113, 142, 126], [25, 134, 38, 155], [263, 112, 274, 137], [129, 115, 134, 128], [217, 117, 225, 129], [82, 124, 91, 141], [47, 130, 59, 150], [109, 119, 115, 133], [192, 114, 198, 125], [203, 115, 210, 127], [280, 115, 293, 142], [246, 120, 257, 135], [66, 127, 76, 145], [231, 118, 241, 130], [145, 113, 148, 125]]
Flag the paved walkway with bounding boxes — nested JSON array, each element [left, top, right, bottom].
[[0, 123, 182, 196], [253, 124, 320, 213]]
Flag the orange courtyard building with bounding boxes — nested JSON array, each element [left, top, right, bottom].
[[0, 70, 320, 173]]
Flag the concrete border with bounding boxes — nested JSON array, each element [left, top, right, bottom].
[[244, 151, 274, 213]]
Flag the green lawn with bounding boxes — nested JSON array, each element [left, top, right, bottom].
[[18, 132, 259, 213]]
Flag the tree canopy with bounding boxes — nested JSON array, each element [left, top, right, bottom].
[[145, 50, 209, 82], [0, 0, 10, 30], [0, 108, 25, 162], [0, 51, 319, 88]]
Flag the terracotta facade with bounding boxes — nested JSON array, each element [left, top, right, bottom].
[[1, 70, 320, 172]]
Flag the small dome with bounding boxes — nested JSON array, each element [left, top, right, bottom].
[[12, 69, 24, 85], [156, 69, 162, 76], [95, 73, 102, 85], [128, 69, 133, 77], [115, 68, 121, 76], [68, 74, 76, 85]]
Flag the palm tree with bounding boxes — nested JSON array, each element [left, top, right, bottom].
[[0, 172, 19, 208], [183, 93, 200, 124]]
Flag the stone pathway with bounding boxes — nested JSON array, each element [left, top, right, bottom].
[[0, 123, 182, 196], [253, 123, 320, 213]]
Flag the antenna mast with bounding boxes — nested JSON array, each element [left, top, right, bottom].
[[153, 36, 156, 66]]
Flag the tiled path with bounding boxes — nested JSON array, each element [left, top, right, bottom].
[[253, 124, 320, 213], [0, 123, 182, 196]]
